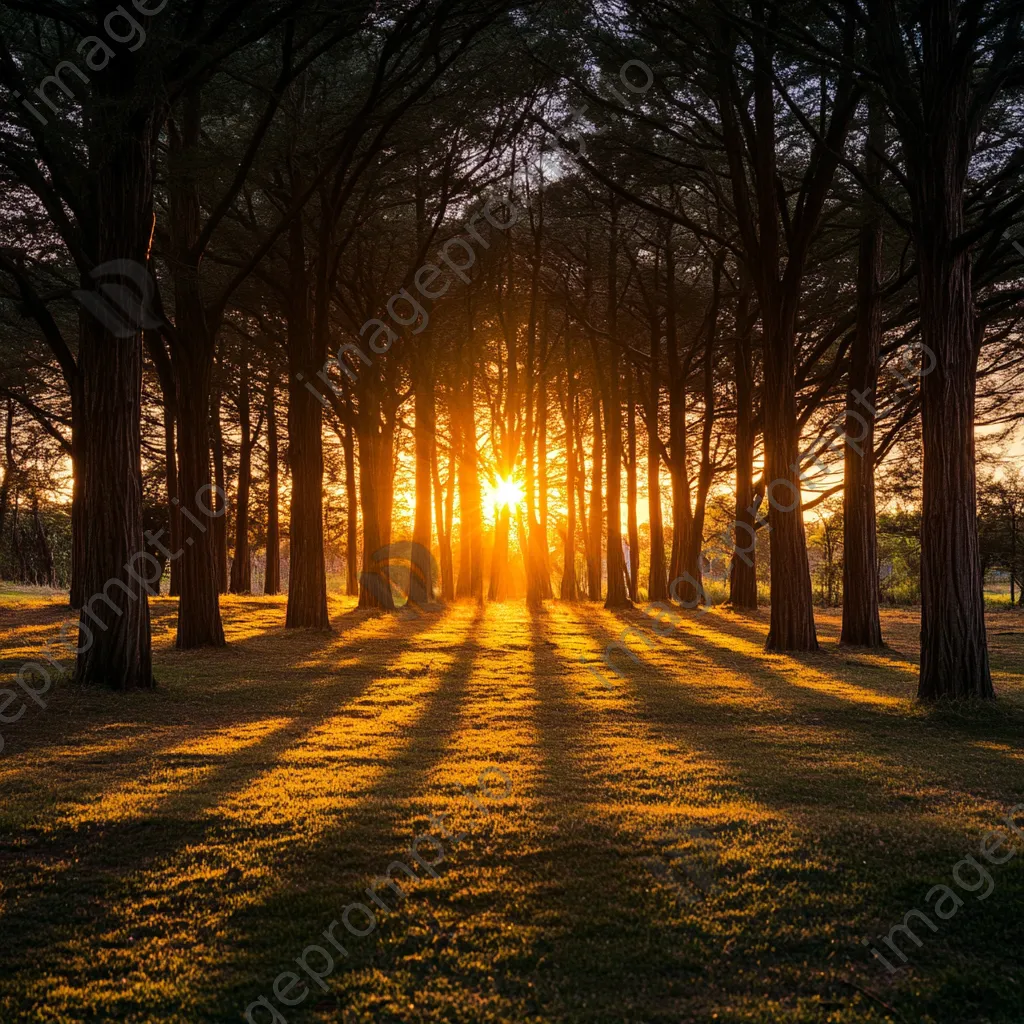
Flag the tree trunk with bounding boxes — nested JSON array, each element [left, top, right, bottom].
[[604, 202, 630, 609], [32, 493, 55, 587], [454, 390, 480, 600], [75, 116, 156, 688], [162, 401, 180, 597], [915, 216, 991, 697], [12, 490, 25, 582], [343, 420, 358, 597], [647, 319, 668, 601], [265, 375, 282, 596], [538, 307, 553, 598], [357, 380, 395, 610], [229, 335, 253, 594], [0, 399, 12, 556], [762, 302, 818, 651], [285, 208, 330, 629], [715, 15, 842, 650], [561, 335, 580, 601], [587, 388, 603, 601], [409, 351, 434, 607], [468, 408, 484, 604], [625, 370, 640, 601], [167, 90, 226, 645], [456, 296, 483, 602], [679, 255, 723, 605], [841, 98, 884, 647], [146, 332, 179, 599], [455, 397, 471, 597], [488, 505, 510, 602], [664, 234, 693, 589], [730, 276, 758, 609], [874, 3, 994, 698], [575, 394, 590, 597], [171, 337, 227, 646], [69, 381, 85, 607], [210, 381, 229, 595], [432, 427, 455, 602]]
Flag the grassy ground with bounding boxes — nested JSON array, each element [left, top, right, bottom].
[[1, 591, 1023, 1024]]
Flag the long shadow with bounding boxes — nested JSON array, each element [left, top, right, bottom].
[[0, 610, 447, 991], [612, 605, 1024, 784], [661, 602, 922, 686], [549, 606, 1024, 1020], [192, 609, 486, 1021], [0, 601, 433, 792], [497, 607, 723, 1020], [569, 606, 1019, 840], [664, 600, 924, 671]]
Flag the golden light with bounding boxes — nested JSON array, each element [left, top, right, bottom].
[[487, 475, 525, 511]]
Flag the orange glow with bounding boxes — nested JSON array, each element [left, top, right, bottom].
[[486, 475, 525, 512]]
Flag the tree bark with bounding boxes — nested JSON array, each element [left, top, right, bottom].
[[575, 393, 591, 598], [455, 294, 484, 602], [761, 302, 818, 650], [664, 231, 693, 588], [841, 97, 885, 647], [647, 314, 668, 602], [604, 198, 630, 610], [69, 380, 85, 607], [432, 425, 455, 602], [75, 114, 156, 688], [168, 89, 226, 646], [679, 254, 723, 605], [265, 374, 281, 596], [229, 334, 253, 594], [588, 387, 603, 601], [0, 399, 12, 556], [865, 0, 994, 698], [162, 401, 180, 597], [32, 492, 55, 588], [210, 381, 229, 595], [561, 333, 580, 601], [409, 349, 435, 607], [715, 11, 856, 649], [357, 382, 395, 611], [537, 306, 553, 598], [285, 208, 330, 629], [343, 420, 357, 597], [625, 369, 640, 601], [915, 240, 991, 696], [730, 276, 758, 609], [914, 203, 991, 696], [488, 506, 510, 602]]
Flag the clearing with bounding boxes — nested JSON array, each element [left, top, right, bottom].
[[1, 593, 1023, 1023]]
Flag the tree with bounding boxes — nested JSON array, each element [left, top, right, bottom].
[[863, 0, 1024, 698]]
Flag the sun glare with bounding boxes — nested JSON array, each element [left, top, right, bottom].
[[487, 475, 525, 511]]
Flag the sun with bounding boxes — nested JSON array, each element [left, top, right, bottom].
[[486, 475, 525, 512]]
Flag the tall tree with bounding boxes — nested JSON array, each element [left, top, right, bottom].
[[841, 96, 885, 647], [863, 0, 1023, 698]]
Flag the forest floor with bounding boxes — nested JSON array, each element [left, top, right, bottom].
[[1, 591, 1023, 1024]]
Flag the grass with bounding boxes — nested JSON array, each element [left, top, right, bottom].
[[1, 591, 1023, 1023]]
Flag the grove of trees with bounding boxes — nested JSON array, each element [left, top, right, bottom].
[[1, 0, 1022, 700]]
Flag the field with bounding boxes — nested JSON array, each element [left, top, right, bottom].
[[1, 591, 1023, 1023]]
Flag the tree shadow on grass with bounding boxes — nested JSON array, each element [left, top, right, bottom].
[[0, 597, 431, 790], [191, 609, 486, 1022], [569, 606, 1024, 1022], [0, 611, 451, 1016], [662, 602, 924, 673], [482, 607, 727, 1022], [598, 606, 1024, 809]]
